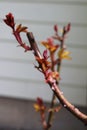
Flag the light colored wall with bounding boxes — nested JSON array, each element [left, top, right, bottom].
[[0, 0, 87, 106]]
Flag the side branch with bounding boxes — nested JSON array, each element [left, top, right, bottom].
[[26, 32, 87, 125]]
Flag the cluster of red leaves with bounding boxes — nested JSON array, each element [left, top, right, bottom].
[[41, 38, 59, 53], [34, 97, 47, 129], [4, 13, 15, 29], [36, 57, 50, 71], [34, 97, 46, 112], [53, 23, 71, 41], [4, 13, 31, 52]]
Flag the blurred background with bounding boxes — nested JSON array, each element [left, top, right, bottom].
[[0, 0, 87, 130]]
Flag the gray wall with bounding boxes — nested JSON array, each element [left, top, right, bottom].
[[0, 0, 87, 106]]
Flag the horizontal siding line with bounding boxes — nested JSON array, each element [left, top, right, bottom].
[[11, 19, 87, 28], [62, 63, 87, 70], [66, 44, 87, 50], [0, 57, 31, 64], [0, 57, 87, 69], [60, 82, 86, 89], [0, 39, 21, 45], [0, 19, 87, 28], [0, 76, 42, 84], [1, 0, 87, 6], [1, 39, 87, 50], [0, 76, 86, 89]]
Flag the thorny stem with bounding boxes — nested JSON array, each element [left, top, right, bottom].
[[51, 82, 87, 125], [26, 32, 87, 126]]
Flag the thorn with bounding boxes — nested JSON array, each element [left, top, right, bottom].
[[52, 86, 55, 91], [64, 104, 67, 108], [61, 91, 63, 95], [75, 108, 79, 112]]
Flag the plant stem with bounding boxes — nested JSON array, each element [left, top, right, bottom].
[[46, 26, 65, 130], [46, 59, 60, 129], [46, 93, 56, 130], [51, 82, 87, 125]]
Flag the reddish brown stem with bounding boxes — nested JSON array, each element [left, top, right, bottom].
[[50, 82, 87, 125], [26, 32, 87, 126]]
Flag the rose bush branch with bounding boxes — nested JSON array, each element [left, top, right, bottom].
[[26, 32, 87, 125], [3, 13, 87, 128]]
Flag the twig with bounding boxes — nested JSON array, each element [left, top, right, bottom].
[[46, 94, 56, 129], [46, 50, 58, 129]]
